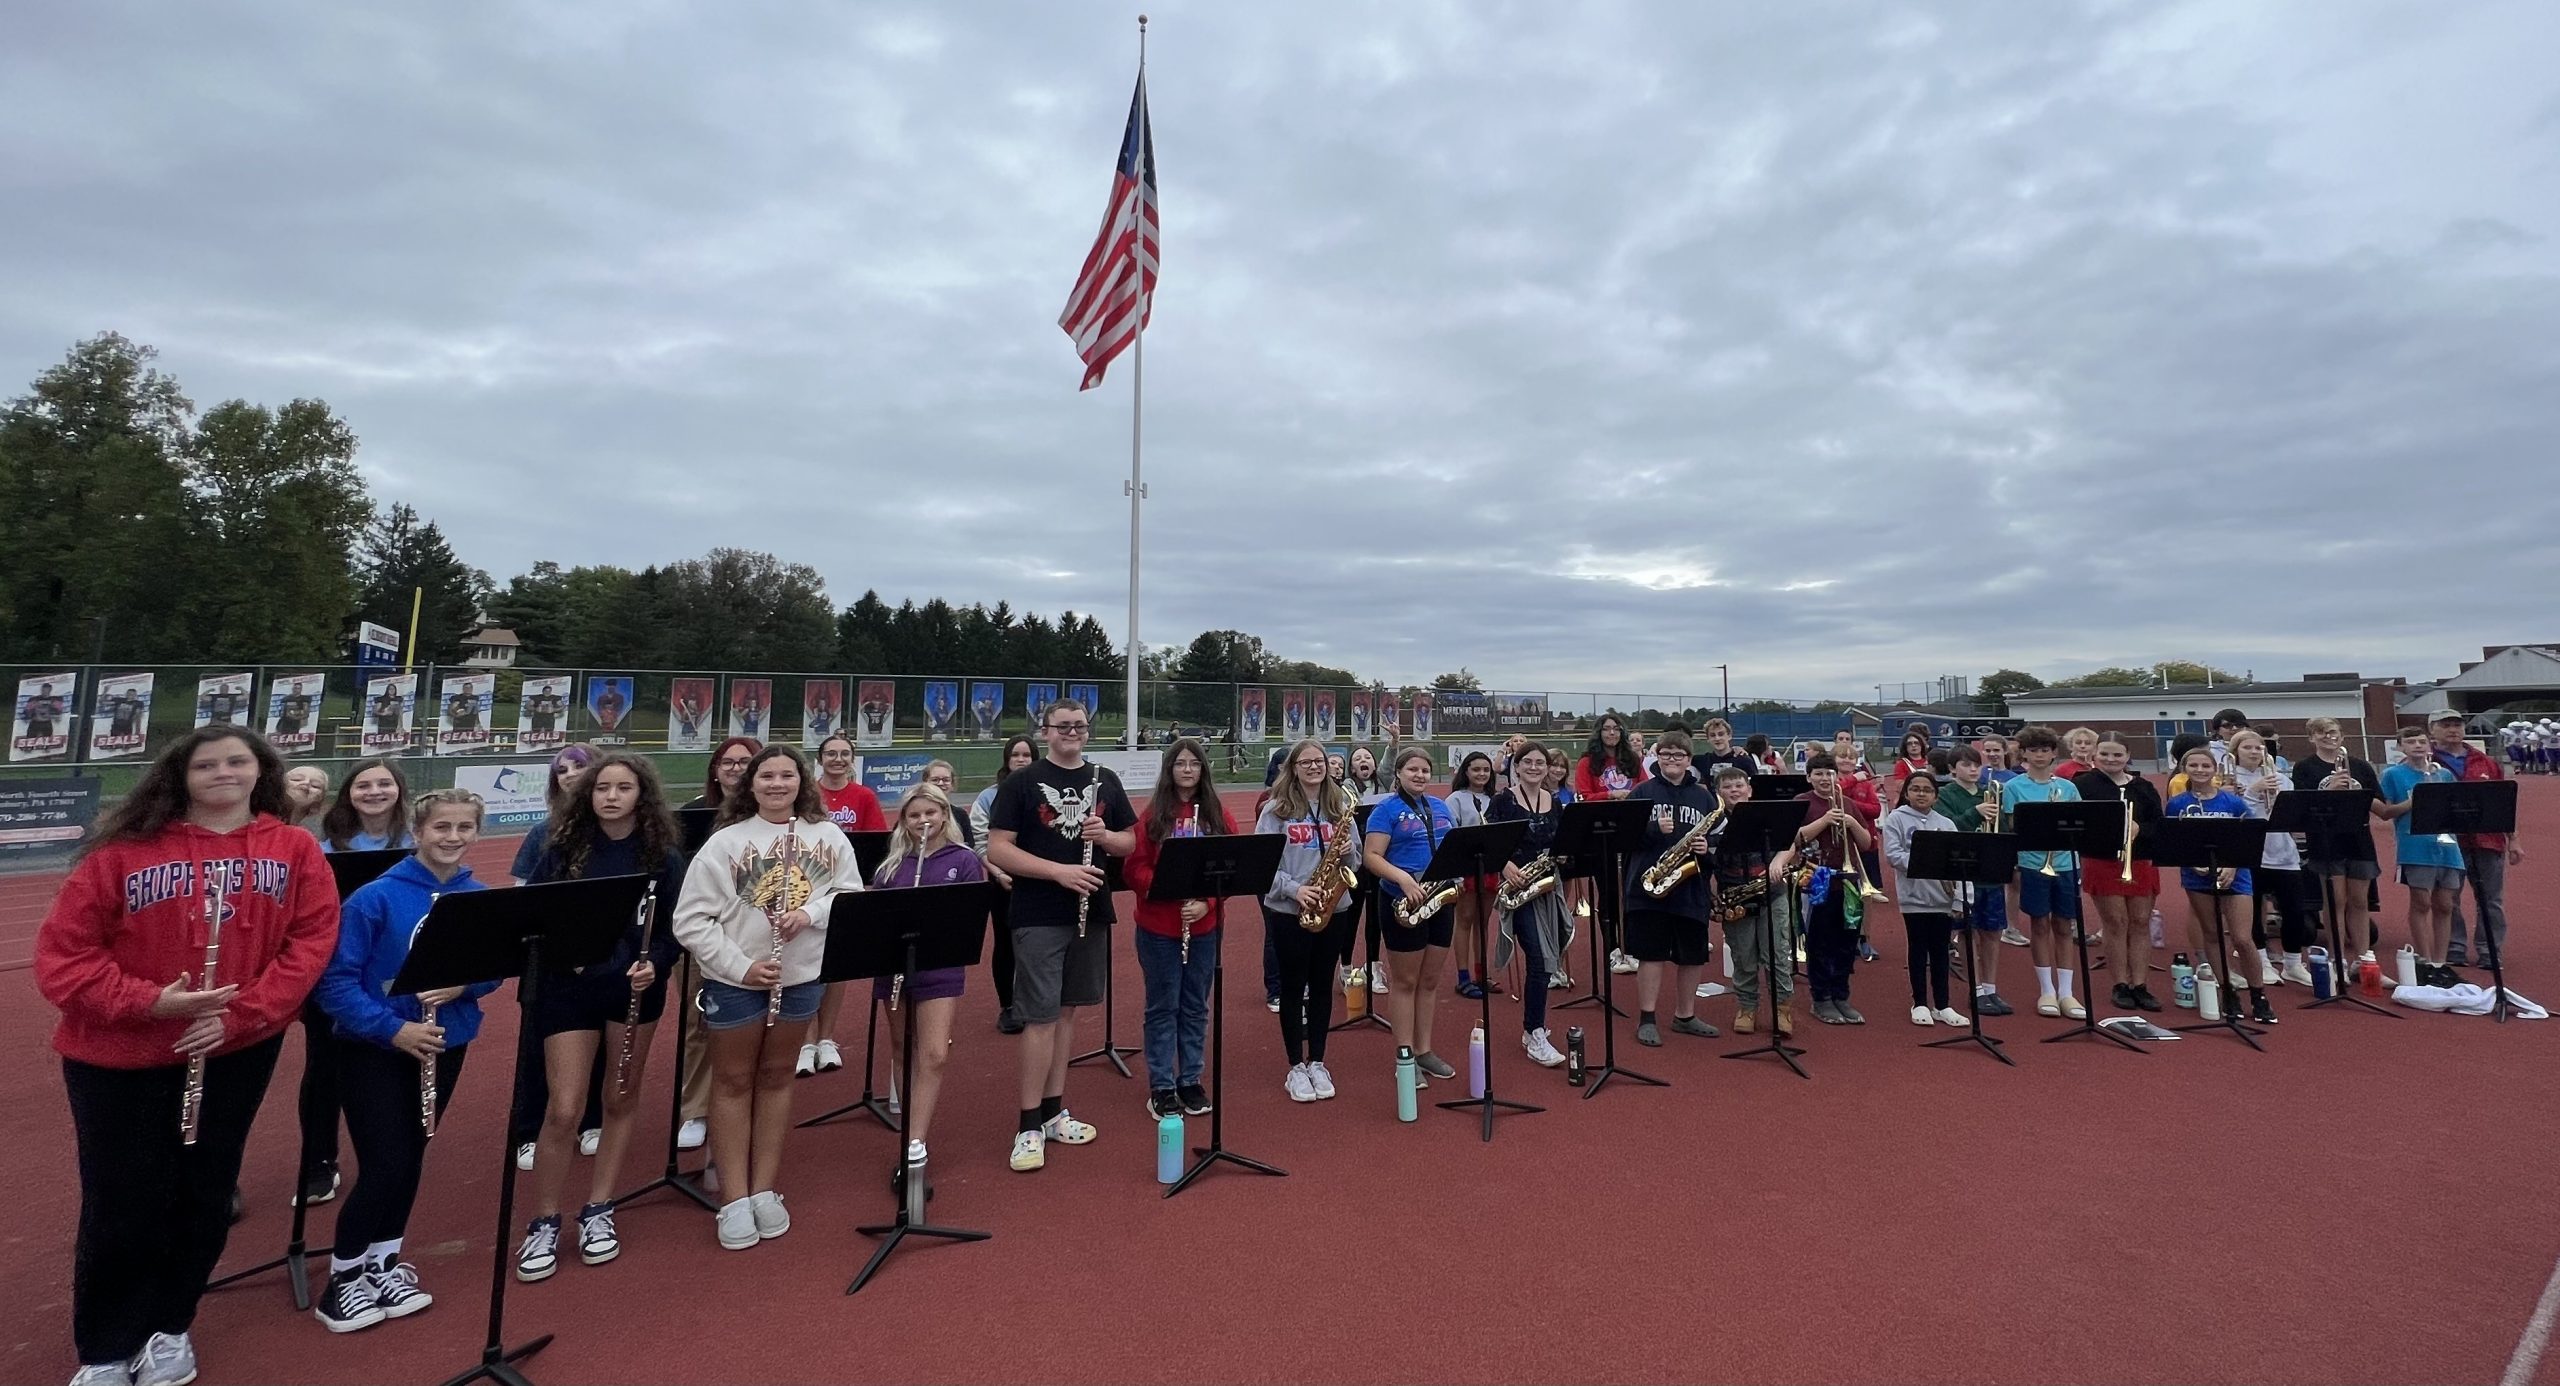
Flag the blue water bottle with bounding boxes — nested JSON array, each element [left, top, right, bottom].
[[1156, 1110, 1183, 1184], [2307, 945, 2333, 999], [1395, 1046, 1418, 1122]]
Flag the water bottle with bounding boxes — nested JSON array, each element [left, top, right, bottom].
[[2170, 953, 2196, 1009], [2394, 947, 2419, 989], [2148, 909, 2166, 949], [1155, 1110, 1183, 1184], [2196, 962, 2221, 1021], [2307, 945, 2333, 999], [1564, 1026, 1586, 1087], [1467, 1025, 1487, 1099], [1343, 963, 1367, 1019], [2358, 956, 2384, 998], [1395, 1046, 1418, 1122]]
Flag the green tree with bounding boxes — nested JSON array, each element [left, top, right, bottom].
[[1976, 668, 2046, 713], [354, 503, 490, 665], [836, 589, 893, 672], [653, 548, 834, 670], [2153, 660, 2244, 686], [2049, 666, 2151, 689], [185, 398, 369, 662], [1431, 668, 1483, 692]]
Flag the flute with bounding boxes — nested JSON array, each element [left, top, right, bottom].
[[419, 893, 443, 1138], [766, 824, 796, 1026], [179, 867, 225, 1146], [1074, 768, 1099, 939], [615, 881, 657, 1096]]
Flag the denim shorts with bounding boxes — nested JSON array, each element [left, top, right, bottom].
[[696, 978, 822, 1031]]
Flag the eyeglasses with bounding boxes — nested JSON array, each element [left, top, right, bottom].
[[717, 756, 753, 768], [1046, 722, 1090, 734]]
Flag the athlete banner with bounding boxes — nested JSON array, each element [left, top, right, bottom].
[[10, 672, 76, 763], [88, 672, 154, 761], [196, 673, 253, 729], [436, 673, 495, 755], [360, 674, 417, 751], [859, 680, 898, 747], [266, 671, 326, 754], [517, 675, 572, 754]]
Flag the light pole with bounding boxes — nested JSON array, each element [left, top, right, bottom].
[[1716, 663, 1729, 713]]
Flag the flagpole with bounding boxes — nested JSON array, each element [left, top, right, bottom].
[[1123, 13, 1148, 752]]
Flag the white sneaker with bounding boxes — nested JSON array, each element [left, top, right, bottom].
[[72, 1366, 132, 1386], [677, 1118, 707, 1151], [1009, 1129, 1046, 1172], [577, 1128, 600, 1157], [1285, 1064, 1319, 1102], [1523, 1028, 1565, 1067], [1933, 1007, 1968, 1027], [794, 1043, 818, 1077], [2000, 928, 2031, 947], [2358, 949, 2377, 966], [715, 1197, 758, 1250], [1609, 949, 1639, 975], [814, 1038, 844, 1072], [749, 1190, 789, 1240], [128, 1331, 196, 1386], [1306, 1060, 1336, 1099], [1694, 981, 1727, 999], [512, 1142, 534, 1171], [1267, 996, 1282, 1013], [1910, 1005, 1934, 1026], [1041, 1110, 1097, 1145], [1368, 961, 1388, 994], [2282, 959, 2315, 987], [1548, 972, 1571, 991]]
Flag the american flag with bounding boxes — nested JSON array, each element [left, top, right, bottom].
[[1059, 73, 1157, 391]]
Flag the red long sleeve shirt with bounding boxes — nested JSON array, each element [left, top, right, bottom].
[[1121, 800, 1237, 938]]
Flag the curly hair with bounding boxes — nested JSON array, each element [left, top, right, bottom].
[[547, 752, 679, 880]]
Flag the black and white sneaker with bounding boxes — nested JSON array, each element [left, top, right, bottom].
[[296, 1160, 340, 1208], [577, 1203, 619, 1265], [314, 1268, 386, 1334], [1176, 1083, 1212, 1117], [365, 1259, 432, 1318], [515, 1216, 561, 1282], [2249, 992, 2278, 1026]]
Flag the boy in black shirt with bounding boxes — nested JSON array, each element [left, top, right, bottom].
[[987, 703, 1138, 1172], [1618, 732, 1721, 1045]]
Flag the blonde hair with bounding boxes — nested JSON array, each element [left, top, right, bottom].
[[924, 759, 956, 783], [410, 787, 486, 830], [2066, 726, 2099, 749], [1268, 738, 1348, 822], [2227, 728, 2268, 764], [878, 784, 966, 882], [2305, 715, 2341, 736]]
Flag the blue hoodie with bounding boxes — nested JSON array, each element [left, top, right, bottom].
[[316, 855, 499, 1049]]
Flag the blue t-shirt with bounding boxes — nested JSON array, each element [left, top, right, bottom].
[[1364, 794, 1452, 898], [2379, 762, 2465, 871], [2165, 790, 2257, 895], [2000, 774, 2082, 873]]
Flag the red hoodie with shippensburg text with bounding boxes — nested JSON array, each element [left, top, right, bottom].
[[36, 816, 340, 1070]]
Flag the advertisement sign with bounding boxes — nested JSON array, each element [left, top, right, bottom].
[[517, 675, 572, 754], [855, 751, 937, 798], [801, 680, 843, 749], [585, 676, 633, 744], [728, 678, 772, 742], [266, 671, 326, 754], [88, 672, 155, 761], [354, 621, 401, 670], [452, 761, 553, 830], [668, 677, 715, 752], [196, 673, 253, 730], [969, 682, 1004, 741], [10, 672, 77, 763], [859, 680, 899, 748], [1085, 748, 1160, 797], [436, 673, 495, 755], [1238, 688, 1267, 743], [1492, 693, 1550, 731], [0, 776, 101, 863], [360, 673, 417, 751]]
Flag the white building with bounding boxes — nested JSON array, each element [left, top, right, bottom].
[[2005, 674, 2405, 761]]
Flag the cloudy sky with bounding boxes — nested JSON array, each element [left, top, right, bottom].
[[7, 1, 2558, 700]]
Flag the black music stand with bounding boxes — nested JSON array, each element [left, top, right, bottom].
[[2412, 780, 2521, 1022], [828, 881, 997, 1294], [2012, 800, 2141, 1053], [208, 848, 412, 1309], [394, 875, 643, 1386], [618, 820, 726, 1215], [1719, 800, 1813, 1079], [798, 831, 903, 1131], [2272, 788, 2392, 1019], [1751, 773, 1813, 802], [1909, 830, 2017, 1067], [1148, 832, 1293, 1193], [1553, 799, 1662, 1096], [1423, 820, 1538, 1141], [1070, 853, 1139, 1076], [2153, 817, 2272, 1050]]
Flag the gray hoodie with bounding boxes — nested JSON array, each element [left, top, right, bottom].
[[1881, 804, 1960, 914], [1256, 799, 1360, 916]]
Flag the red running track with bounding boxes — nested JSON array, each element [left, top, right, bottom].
[[1, 787, 2556, 1385]]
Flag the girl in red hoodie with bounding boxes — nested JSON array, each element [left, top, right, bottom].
[[1122, 737, 1236, 1122], [37, 727, 339, 1386]]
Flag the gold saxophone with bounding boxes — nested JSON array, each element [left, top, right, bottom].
[[1641, 802, 1726, 897], [1299, 790, 1361, 931], [1495, 851, 1561, 912], [1393, 878, 1462, 927]]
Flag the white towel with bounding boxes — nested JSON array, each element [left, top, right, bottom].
[[2390, 982, 2549, 1019]]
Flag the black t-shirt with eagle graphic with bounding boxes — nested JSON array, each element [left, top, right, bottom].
[[988, 757, 1137, 931]]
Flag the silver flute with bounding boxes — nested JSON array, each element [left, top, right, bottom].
[[179, 867, 226, 1146], [766, 824, 796, 1026], [615, 881, 657, 1096], [419, 893, 443, 1138]]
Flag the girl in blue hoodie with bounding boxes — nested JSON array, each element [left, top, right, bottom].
[[312, 789, 496, 1335]]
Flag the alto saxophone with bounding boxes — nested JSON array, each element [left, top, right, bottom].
[[1393, 876, 1462, 927], [1495, 851, 1560, 912], [1641, 802, 1726, 897], [1299, 791, 1361, 931]]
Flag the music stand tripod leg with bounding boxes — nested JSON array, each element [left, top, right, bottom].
[[1924, 887, 2013, 1066], [797, 989, 899, 1129], [2305, 870, 2394, 1018], [2169, 879, 2265, 1050], [614, 979, 717, 1212], [1581, 851, 1668, 1096], [850, 938, 989, 1294], [2042, 878, 2143, 1052], [1068, 944, 1137, 1076], [1720, 891, 1807, 1078], [1434, 877, 1543, 1141], [1167, 941, 1288, 1195], [438, 952, 556, 1386]]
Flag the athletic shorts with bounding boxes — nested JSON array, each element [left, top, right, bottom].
[[2306, 857, 2381, 882], [697, 978, 821, 1031], [2398, 864, 2464, 892], [874, 966, 966, 1006], [1381, 896, 1456, 953], [2179, 867, 2254, 897], [1011, 923, 1110, 1024], [1962, 888, 2006, 933], [532, 968, 670, 1038], [2084, 859, 2161, 898], [1623, 907, 1712, 967], [2017, 869, 2080, 919]]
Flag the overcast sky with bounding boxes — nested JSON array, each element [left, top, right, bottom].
[[7, 1, 2557, 700]]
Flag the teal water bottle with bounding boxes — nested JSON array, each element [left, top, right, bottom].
[[1395, 1046, 1418, 1122], [1156, 1111, 1183, 1184]]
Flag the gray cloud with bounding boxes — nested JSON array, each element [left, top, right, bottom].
[[6, 0, 2557, 699]]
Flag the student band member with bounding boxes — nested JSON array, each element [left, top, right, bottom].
[[38, 728, 338, 1386], [281, 766, 330, 835], [806, 734, 889, 1077], [1888, 727, 1934, 793], [312, 789, 496, 1332], [1364, 746, 1460, 1085], [2377, 728, 2465, 987], [2428, 711, 2522, 971], [2055, 726, 2100, 779], [1445, 751, 1501, 1001], [506, 745, 601, 1172], [1619, 732, 1721, 1045], [1743, 733, 1780, 775], [1574, 715, 1647, 975], [1124, 738, 1236, 1121], [1793, 752, 1875, 1024], [1694, 718, 1757, 780], [868, 784, 986, 1202], [974, 735, 1039, 1034], [276, 764, 342, 1207], [1338, 745, 1393, 998], [673, 745, 863, 1249], [1882, 772, 1968, 1026], [1260, 738, 1358, 1100], [2074, 737, 2165, 1011], [2165, 747, 2272, 1019], [1932, 748, 2012, 1014], [2001, 726, 2086, 1020], [2227, 729, 2309, 997], [671, 736, 759, 1153], [1705, 766, 1795, 1034], [320, 759, 413, 854], [2295, 717, 2384, 973], [986, 701, 1137, 1172], [513, 755, 688, 1282], [1487, 743, 1571, 1066]]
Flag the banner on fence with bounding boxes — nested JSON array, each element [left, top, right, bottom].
[[920, 680, 956, 741], [1379, 692, 1401, 739], [1238, 688, 1267, 743], [9, 673, 74, 764], [361, 674, 416, 751], [1493, 693, 1550, 731], [452, 761, 553, 829], [1350, 691, 1372, 741], [1313, 690, 1337, 741], [585, 676, 633, 745], [969, 682, 1003, 741], [0, 776, 100, 861], [1025, 684, 1058, 730], [1412, 693, 1436, 740], [436, 673, 494, 755], [517, 675, 572, 754], [728, 679, 772, 742], [196, 673, 253, 730], [801, 680, 842, 748], [860, 681, 899, 747], [88, 672, 154, 761], [1433, 691, 1490, 735], [1281, 689, 1306, 742], [668, 677, 715, 751]]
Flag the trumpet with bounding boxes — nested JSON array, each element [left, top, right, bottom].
[[1496, 851, 1562, 911], [1825, 787, 1888, 901], [179, 866, 225, 1146], [1641, 803, 1726, 897], [615, 881, 657, 1097]]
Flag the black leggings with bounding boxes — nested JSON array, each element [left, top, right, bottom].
[[297, 998, 342, 1172], [1337, 875, 1381, 969], [1903, 911, 1954, 1009], [334, 1039, 469, 1259], [1269, 906, 1353, 1065], [65, 1035, 282, 1366], [2249, 868, 2314, 954], [991, 887, 1016, 1010]]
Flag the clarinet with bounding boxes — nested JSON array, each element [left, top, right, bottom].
[[614, 881, 657, 1096], [178, 867, 225, 1146], [419, 893, 443, 1138], [766, 824, 796, 1026]]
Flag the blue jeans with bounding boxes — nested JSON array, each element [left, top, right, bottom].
[[1134, 926, 1218, 1090]]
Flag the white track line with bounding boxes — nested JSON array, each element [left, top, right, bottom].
[[2503, 1249, 2560, 1386]]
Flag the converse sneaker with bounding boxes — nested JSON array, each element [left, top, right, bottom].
[[1266, 995, 1282, 1013], [1522, 1028, 1566, 1067], [515, 1216, 561, 1282], [315, 1268, 386, 1333], [676, 1118, 707, 1151], [715, 1197, 759, 1250], [749, 1190, 789, 1240], [577, 1128, 600, 1157], [364, 1259, 431, 1319], [1008, 1129, 1046, 1172], [1041, 1110, 1098, 1145], [128, 1331, 197, 1386], [576, 1202, 619, 1265], [794, 1043, 819, 1077], [1285, 1064, 1319, 1102], [1305, 1061, 1336, 1099], [814, 1038, 844, 1071]]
